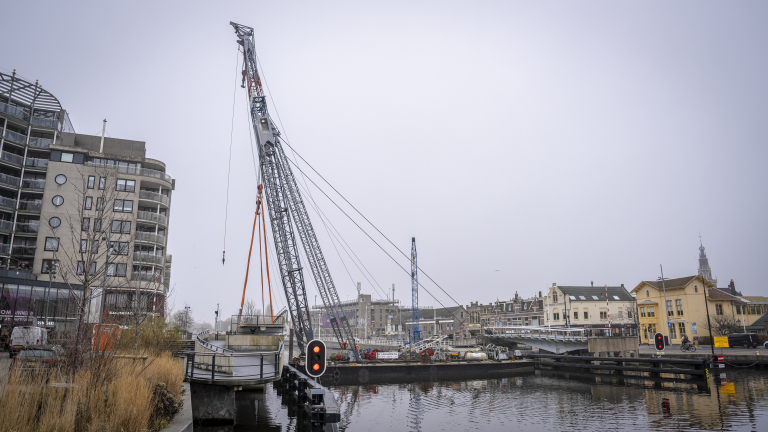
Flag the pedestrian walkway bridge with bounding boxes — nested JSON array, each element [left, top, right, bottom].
[[485, 326, 589, 354]]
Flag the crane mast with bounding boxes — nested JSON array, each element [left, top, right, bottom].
[[230, 22, 360, 361], [411, 237, 420, 344]]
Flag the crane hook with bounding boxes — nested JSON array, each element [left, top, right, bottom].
[[222, 250, 226, 265]]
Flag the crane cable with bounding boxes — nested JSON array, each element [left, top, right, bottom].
[[223, 48, 240, 266], [261, 200, 275, 323], [238, 192, 262, 329]]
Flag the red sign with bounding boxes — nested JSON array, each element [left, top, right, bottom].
[[717, 355, 724, 363]]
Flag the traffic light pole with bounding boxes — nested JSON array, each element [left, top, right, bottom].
[[660, 265, 670, 343], [702, 282, 716, 358]]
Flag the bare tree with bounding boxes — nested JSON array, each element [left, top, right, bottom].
[[702, 314, 741, 336]]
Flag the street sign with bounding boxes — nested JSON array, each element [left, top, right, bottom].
[[376, 352, 399, 359], [714, 337, 729, 348]]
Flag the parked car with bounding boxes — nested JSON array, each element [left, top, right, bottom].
[[9, 326, 48, 358], [10, 345, 60, 374], [726, 333, 759, 348]]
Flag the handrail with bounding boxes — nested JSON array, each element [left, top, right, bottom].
[[137, 210, 168, 225], [138, 190, 170, 206]]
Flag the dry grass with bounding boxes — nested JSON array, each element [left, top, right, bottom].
[[0, 353, 183, 432]]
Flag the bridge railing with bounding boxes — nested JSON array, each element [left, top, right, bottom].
[[196, 331, 233, 353], [487, 326, 588, 341], [183, 340, 284, 383]]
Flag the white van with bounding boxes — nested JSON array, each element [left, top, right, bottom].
[[9, 326, 47, 358]]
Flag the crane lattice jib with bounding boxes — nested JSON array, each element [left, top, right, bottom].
[[411, 237, 420, 344], [231, 22, 360, 360]]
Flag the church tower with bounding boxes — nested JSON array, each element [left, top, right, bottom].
[[698, 239, 717, 288]]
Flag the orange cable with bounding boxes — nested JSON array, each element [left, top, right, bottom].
[[261, 204, 275, 323], [258, 196, 265, 322], [240, 200, 261, 319]]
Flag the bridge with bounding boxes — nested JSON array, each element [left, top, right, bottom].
[[485, 326, 589, 354]]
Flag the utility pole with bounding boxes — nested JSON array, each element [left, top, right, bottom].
[[659, 265, 671, 344], [702, 282, 716, 358]]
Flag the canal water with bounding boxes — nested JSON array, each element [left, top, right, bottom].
[[196, 369, 768, 431]]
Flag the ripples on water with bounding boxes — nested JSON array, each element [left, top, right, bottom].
[[196, 369, 768, 432]]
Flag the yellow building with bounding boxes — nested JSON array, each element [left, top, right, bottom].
[[632, 275, 747, 344]]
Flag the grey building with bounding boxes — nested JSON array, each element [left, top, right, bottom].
[[0, 70, 174, 333]]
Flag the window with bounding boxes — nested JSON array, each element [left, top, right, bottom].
[[107, 263, 127, 277], [45, 237, 59, 252], [553, 294, 558, 303], [678, 322, 686, 338], [640, 307, 646, 318], [716, 304, 724, 315], [618, 310, 623, 318], [98, 177, 106, 190], [52, 195, 64, 206], [627, 309, 633, 319], [573, 311, 579, 320], [96, 197, 103, 210], [553, 312, 560, 321], [570, 296, 576, 300], [94, 218, 102, 232], [670, 323, 677, 339], [579, 296, 586, 300], [41, 259, 59, 274], [80, 239, 88, 253], [109, 241, 129, 255], [675, 299, 683, 316], [55, 174, 67, 185], [646, 291, 649, 298], [111, 220, 131, 234], [648, 306, 655, 317], [116, 179, 136, 192], [114, 199, 134, 213], [49, 217, 61, 228], [76, 261, 97, 276], [666, 300, 674, 317], [82, 217, 90, 231], [87, 176, 95, 189], [648, 323, 656, 335], [84, 196, 93, 210], [91, 240, 99, 254], [694, 286, 698, 293], [61, 152, 74, 163], [600, 311, 608, 320], [583, 311, 588, 319]]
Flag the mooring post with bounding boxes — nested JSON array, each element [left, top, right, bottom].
[[212, 354, 216, 380], [289, 329, 294, 362]]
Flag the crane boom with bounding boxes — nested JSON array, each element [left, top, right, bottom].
[[231, 22, 360, 360]]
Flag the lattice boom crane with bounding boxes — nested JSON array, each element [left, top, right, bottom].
[[231, 22, 361, 361]]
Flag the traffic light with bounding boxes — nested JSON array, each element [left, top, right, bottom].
[[306, 339, 326, 378], [654, 332, 665, 351]]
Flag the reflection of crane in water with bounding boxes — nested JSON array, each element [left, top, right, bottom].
[[407, 383, 423, 432], [337, 385, 360, 431]]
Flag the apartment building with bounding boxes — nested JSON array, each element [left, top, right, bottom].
[[0, 70, 173, 335], [544, 283, 638, 336]]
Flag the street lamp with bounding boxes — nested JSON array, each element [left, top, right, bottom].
[[658, 265, 671, 344]]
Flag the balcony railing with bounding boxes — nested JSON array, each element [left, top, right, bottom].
[[21, 179, 45, 190], [0, 220, 13, 232], [18, 200, 42, 212], [2, 129, 27, 145], [0, 102, 26, 120], [25, 157, 49, 169], [0, 196, 16, 210], [137, 211, 168, 225], [0, 244, 9, 254], [133, 251, 165, 265], [166, 254, 172, 264], [0, 173, 21, 188], [15, 222, 39, 234], [11, 245, 36, 256], [30, 116, 58, 129], [85, 161, 173, 184], [131, 272, 164, 283], [135, 231, 166, 245], [138, 190, 170, 206], [1, 151, 23, 166], [28, 137, 52, 149]]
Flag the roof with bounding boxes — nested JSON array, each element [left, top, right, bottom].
[[707, 288, 745, 303], [0, 71, 62, 111], [744, 296, 768, 303], [748, 311, 768, 330], [641, 276, 698, 290], [556, 286, 634, 302]]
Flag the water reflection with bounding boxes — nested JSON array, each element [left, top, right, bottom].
[[195, 369, 768, 431]]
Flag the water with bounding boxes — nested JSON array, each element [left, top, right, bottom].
[[196, 369, 768, 431]]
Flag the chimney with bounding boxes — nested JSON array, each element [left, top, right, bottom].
[[99, 119, 107, 153], [539, 291, 542, 298], [591, 281, 594, 287], [515, 291, 518, 301]]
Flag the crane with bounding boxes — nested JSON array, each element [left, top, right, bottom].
[[411, 237, 420, 344], [231, 22, 361, 361]]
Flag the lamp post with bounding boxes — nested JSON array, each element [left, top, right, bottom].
[[702, 282, 716, 358], [658, 265, 671, 344]]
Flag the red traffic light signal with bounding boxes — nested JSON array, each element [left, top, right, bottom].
[[306, 340, 326, 378], [654, 332, 665, 351]]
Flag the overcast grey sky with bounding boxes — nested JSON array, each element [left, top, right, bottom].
[[3, 1, 766, 321]]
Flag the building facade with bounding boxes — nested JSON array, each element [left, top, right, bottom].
[[543, 283, 638, 336], [0, 70, 173, 336]]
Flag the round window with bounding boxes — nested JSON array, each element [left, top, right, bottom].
[[52, 195, 64, 206], [55, 174, 67, 185], [49, 217, 61, 228]]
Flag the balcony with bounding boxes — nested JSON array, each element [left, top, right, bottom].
[[135, 231, 166, 245], [25, 157, 49, 169], [138, 190, 170, 206], [166, 254, 172, 264], [11, 245, 36, 256], [30, 116, 58, 129], [84, 161, 173, 184], [21, 179, 45, 191], [0, 220, 13, 232], [0, 244, 9, 254], [1, 151, 23, 166], [15, 222, 39, 234], [18, 200, 42, 212], [2, 129, 27, 145], [28, 137, 52, 149], [0, 173, 21, 188], [0, 196, 16, 210], [0, 102, 26, 120], [133, 251, 165, 265], [131, 272, 164, 283], [137, 211, 167, 225]]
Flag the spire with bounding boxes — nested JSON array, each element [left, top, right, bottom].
[[698, 237, 717, 287]]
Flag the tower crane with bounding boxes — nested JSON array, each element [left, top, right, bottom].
[[231, 22, 361, 361]]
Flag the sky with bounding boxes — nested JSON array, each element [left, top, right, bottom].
[[2, 1, 767, 324]]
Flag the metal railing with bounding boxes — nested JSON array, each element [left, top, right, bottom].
[[196, 331, 233, 353], [18, 200, 42, 212], [230, 314, 288, 326], [28, 137, 52, 149], [0, 196, 16, 209], [0, 220, 13, 232], [133, 251, 165, 265], [0, 102, 26, 120], [15, 222, 39, 234], [135, 231, 166, 245], [131, 272, 164, 283], [85, 161, 173, 184], [0, 244, 9, 254], [0, 173, 20, 188], [166, 254, 172, 264], [30, 116, 58, 129], [2, 129, 27, 145], [25, 157, 48, 169], [183, 340, 283, 383], [1, 151, 23, 166], [21, 179, 45, 190], [137, 211, 167, 225], [11, 245, 36, 256], [138, 190, 170, 206]]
